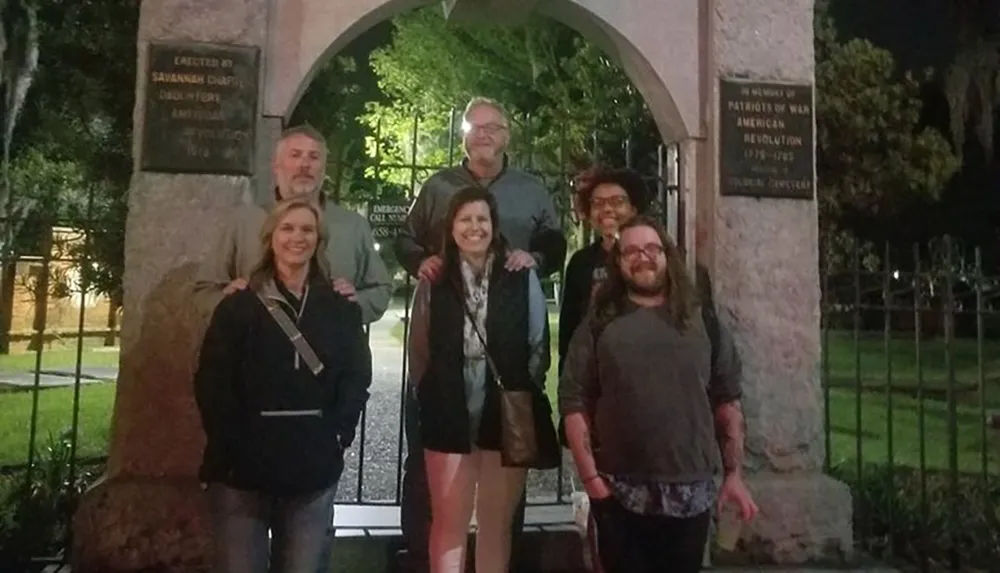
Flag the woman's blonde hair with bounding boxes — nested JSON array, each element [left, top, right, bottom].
[[249, 197, 330, 290]]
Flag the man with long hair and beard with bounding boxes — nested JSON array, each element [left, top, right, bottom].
[[559, 216, 757, 572]]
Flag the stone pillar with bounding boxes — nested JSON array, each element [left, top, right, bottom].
[[699, 0, 854, 564], [71, 1, 269, 571]]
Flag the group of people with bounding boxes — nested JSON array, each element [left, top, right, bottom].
[[190, 96, 758, 573]]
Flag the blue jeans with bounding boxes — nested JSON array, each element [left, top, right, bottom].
[[208, 482, 338, 573]]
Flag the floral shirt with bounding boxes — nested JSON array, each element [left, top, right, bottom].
[[603, 474, 716, 517]]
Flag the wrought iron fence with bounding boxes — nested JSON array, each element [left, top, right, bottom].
[[0, 181, 115, 568], [327, 108, 681, 507], [821, 237, 1000, 572]]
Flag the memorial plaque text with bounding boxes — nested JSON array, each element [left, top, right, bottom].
[[719, 79, 814, 199], [141, 42, 260, 175]]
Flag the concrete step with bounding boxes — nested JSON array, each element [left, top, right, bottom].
[[330, 528, 584, 573], [328, 530, 896, 573]]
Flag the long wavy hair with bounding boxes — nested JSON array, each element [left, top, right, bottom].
[[249, 197, 330, 290], [440, 186, 508, 294], [590, 215, 698, 334]]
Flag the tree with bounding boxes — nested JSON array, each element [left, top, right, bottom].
[[362, 9, 656, 189], [816, 2, 960, 270], [22, 1, 135, 288], [293, 51, 389, 207], [0, 0, 40, 255], [0, 0, 137, 351], [943, 0, 1000, 159]]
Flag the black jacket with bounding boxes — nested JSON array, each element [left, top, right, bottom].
[[194, 278, 372, 495], [557, 240, 610, 376]]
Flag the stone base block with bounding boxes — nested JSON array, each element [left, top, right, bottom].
[[713, 471, 855, 566], [72, 475, 211, 573]]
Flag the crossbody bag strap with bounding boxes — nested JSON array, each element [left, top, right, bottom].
[[257, 294, 326, 377], [458, 294, 506, 392]]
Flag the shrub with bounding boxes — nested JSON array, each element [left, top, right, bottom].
[[831, 463, 1000, 571], [0, 430, 101, 571]]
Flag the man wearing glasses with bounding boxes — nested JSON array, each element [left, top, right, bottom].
[[396, 97, 566, 572]]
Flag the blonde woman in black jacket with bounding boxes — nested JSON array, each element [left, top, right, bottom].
[[194, 196, 372, 573]]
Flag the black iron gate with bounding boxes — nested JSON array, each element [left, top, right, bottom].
[[333, 108, 681, 508], [0, 179, 114, 568]]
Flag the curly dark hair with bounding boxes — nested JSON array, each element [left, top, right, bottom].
[[577, 167, 652, 215], [590, 215, 698, 336]]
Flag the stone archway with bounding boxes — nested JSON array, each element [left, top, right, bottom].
[[72, 1, 852, 571]]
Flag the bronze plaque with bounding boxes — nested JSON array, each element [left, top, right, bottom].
[[719, 79, 815, 199], [140, 42, 260, 175]]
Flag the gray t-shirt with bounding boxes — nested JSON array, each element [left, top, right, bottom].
[[559, 302, 743, 482]]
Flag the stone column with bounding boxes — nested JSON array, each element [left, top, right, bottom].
[[71, 1, 269, 571], [699, 0, 854, 564]]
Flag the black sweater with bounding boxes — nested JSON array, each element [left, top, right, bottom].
[[558, 240, 611, 376], [194, 278, 372, 495]]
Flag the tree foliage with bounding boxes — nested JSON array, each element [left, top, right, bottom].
[[10, 0, 137, 301], [0, 0, 40, 254], [943, 0, 1000, 158], [816, 2, 960, 269], [0, 0, 136, 352], [292, 51, 384, 206], [360, 8, 656, 191]]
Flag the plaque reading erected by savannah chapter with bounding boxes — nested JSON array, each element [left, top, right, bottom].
[[141, 42, 260, 175], [367, 200, 411, 241], [719, 79, 815, 199]]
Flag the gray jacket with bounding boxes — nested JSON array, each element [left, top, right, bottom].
[[395, 159, 567, 278]]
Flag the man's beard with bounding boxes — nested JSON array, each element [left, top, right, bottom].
[[467, 145, 502, 165], [625, 273, 666, 297], [288, 177, 317, 197]]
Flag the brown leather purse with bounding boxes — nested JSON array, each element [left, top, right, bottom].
[[462, 301, 545, 468]]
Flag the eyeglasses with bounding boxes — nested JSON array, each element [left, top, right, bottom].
[[591, 195, 630, 211], [464, 122, 508, 135], [620, 243, 666, 260]]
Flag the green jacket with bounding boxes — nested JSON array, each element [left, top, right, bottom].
[[193, 197, 393, 324]]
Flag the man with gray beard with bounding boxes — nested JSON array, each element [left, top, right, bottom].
[[194, 125, 392, 324]]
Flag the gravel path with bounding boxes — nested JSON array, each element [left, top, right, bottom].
[[335, 311, 578, 504]]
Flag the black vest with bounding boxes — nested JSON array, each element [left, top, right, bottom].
[[419, 260, 532, 453]]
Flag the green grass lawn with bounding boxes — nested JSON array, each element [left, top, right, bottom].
[[0, 338, 119, 467], [0, 337, 120, 374], [2, 318, 998, 475], [825, 387, 999, 475], [823, 330, 1000, 405], [0, 383, 115, 467]]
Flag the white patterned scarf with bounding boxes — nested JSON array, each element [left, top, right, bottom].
[[460, 254, 494, 358]]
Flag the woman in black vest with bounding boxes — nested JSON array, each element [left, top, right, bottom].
[[407, 186, 551, 573], [193, 197, 372, 573]]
